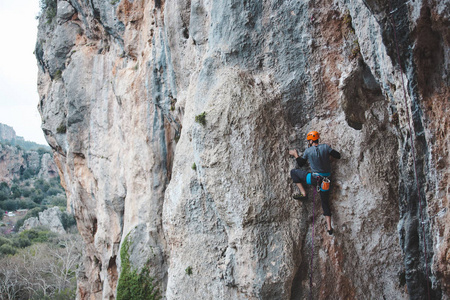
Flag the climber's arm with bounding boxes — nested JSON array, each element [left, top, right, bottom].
[[296, 156, 307, 167], [330, 149, 341, 159], [289, 149, 307, 167]]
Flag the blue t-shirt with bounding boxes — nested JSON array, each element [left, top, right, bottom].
[[302, 144, 333, 173]]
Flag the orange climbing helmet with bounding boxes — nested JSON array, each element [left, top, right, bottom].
[[306, 131, 320, 141]]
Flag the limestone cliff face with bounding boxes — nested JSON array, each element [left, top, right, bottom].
[[36, 0, 449, 299], [0, 144, 57, 184]]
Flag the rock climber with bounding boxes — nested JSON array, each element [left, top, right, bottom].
[[289, 131, 341, 235]]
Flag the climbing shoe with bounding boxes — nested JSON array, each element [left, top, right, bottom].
[[327, 228, 334, 235], [293, 193, 307, 201]]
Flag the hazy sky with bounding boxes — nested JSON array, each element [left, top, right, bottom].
[[0, 0, 46, 144]]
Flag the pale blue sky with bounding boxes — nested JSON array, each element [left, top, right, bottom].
[[0, 0, 46, 144]]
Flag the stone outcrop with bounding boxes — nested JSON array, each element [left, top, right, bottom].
[[0, 144, 25, 184], [0, 123, 58, 183], [0, 144, 58, 184], [0, 124, 17, 142], [20, 206, 66, 234], [36, 0, 449, 299]]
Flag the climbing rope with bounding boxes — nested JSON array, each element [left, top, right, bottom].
[[309, 186, 317, 300], [388, 2, 431, 299]]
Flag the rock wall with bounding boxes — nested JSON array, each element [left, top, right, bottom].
[[0, 124, 17, 142], [0, 144, 58, 184], [36, 0, 449, 299], [20, 206, 66, 235]]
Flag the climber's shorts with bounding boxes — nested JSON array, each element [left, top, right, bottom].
[[290, 169, 308, 183], [290, 169, 332, 217]]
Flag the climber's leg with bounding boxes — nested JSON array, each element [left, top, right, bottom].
[[290, 169, 309, 199], [319, 190, 333, 234]]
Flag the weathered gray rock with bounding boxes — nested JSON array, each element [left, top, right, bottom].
[[26, 151, 40, 171], [0, 144, 24, 183], [36, 0, 449, 299], [0, 124, 16, 142], [38, 152, 59, 179], [20, 207, 66, 235], [57, 1, 76, 23]]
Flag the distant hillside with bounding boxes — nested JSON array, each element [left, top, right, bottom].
[[0, 123, 49, 151]]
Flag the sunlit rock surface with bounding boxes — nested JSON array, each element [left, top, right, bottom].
[[36, 0, 449, 299]]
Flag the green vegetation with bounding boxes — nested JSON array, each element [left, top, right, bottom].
[[191, 163, 197, 171], [117, 234, 161, 300], [350, 40, 361, 59], [0, 136, 78, 299], [57, 123, 67, 134], [111, 0, 120, 5], [174, 132, 181, 143], [342, 10, 355, 34], [185, 266, 193, 276], [195, 112, 206, 126], [0, 139, 50, 152], [0, 227, 61, 257], [53, 69, 62, 80], [0, 176, 66, 214], [60, 211, 76, 230], [39, 0, 57, 24]]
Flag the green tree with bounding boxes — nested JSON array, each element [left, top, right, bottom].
[[46, 187, 62, 196], [0, 244, 16, 256], [12, 236, 31, 249], [31, 189, 44, 204], [0, 190, 9, 201], [10, 184, 21, 199], [0, 200, 18, 211], [60, 212, 76, 230], [0, 237, 12, 248], [117, 235, 161, 300]]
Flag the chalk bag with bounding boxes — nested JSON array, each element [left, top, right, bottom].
[[321, 177, 330, 191]]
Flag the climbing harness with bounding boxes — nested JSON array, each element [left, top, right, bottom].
[[308, 173, 331, 192], [388, 1, 431, 298]]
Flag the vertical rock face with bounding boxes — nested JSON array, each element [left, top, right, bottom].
[[36, 0, 448, 299], [0, 124, 17, 142], [0, 145, 58, 183]]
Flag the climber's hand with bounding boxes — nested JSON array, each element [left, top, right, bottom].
[[289, 149, 299, 158]]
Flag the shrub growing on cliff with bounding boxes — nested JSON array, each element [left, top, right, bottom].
[[195, 112, 206, 126], [57, 123, 67, 134], [60, 212, 76, 230], [185, 266, 193, 276], [117, 234, 161, 300], [39, 0, 57, 23]]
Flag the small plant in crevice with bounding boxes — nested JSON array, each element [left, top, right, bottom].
[[39, 0, 57, 24], [195, 112, 206, 126], [185, 266, 193, 276], [350, 40, 361, 59], [174, 132, 181, 143], [169, 95, 177, 112], [53, 69, 62, 80], [191, 163, 196, 171], [57, 123, 67, 134], [342, 10, 355, 34]]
